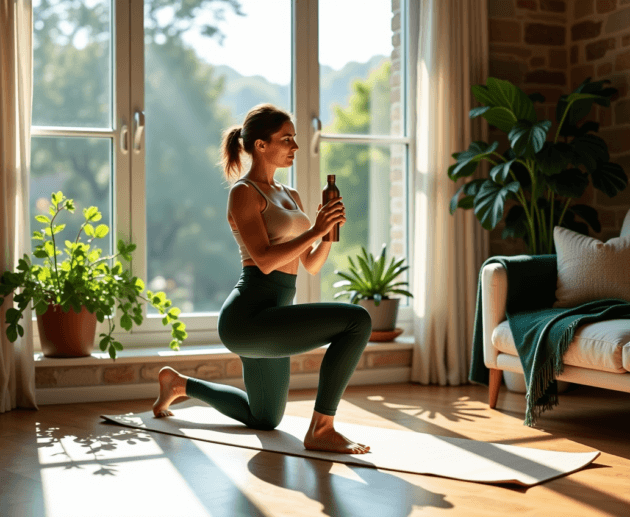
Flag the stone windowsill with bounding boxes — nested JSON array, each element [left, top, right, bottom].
[[34, 334, 415, 367]]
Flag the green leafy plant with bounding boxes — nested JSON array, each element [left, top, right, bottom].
[[448, 76, 627, 254], [0, 192, 187, 360], [332, 244, 413, 306]]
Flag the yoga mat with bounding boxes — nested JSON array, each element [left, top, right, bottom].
[[101, 398, 599, 487]]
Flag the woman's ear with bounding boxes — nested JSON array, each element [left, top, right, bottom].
[[255, 139, 265, 153]]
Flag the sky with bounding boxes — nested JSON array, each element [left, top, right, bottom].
[[181, 0, 394, 85], [35, 0, 394, 85]]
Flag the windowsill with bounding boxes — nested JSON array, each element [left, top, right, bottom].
[[34, 334, 415, 367]]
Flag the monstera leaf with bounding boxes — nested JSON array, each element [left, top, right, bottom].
[[591, 162, 628, 197], [449, 179, 485, 214], [557, 78, 616, 137], [470, 77, 537, 133], [536, 142, 571, 176], [570, 134, 609, 173], [508, 120, 552, 159], [545, 168, 589, 199], [448, 141, 499, 180], [473, 180, 521, 231]]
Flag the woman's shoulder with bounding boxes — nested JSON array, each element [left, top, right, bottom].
[[228, 180, 264, 211]]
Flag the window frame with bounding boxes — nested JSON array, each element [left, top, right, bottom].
[[30, 0, 413, 350], [30, 0, 131, 351]]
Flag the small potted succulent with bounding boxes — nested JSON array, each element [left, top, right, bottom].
[[0, 191, 187, 360], [332, 243, 413, 340]]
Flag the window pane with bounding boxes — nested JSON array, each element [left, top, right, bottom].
[[319, 142, 409, 307], [144, 0, 291, 315], [319, 0, 396, 136], [30, 136, 114, 268], [32, 0, 111, 128]]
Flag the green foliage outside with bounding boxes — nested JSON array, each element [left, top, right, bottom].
[[319, 60, 393, 302], [28, 0, 399, 322]]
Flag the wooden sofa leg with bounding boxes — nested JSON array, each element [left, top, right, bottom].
[[488, 369, 502, 409]]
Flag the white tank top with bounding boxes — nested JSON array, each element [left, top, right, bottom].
[[230, 178, 311, 262]]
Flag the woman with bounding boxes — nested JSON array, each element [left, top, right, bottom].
[[153, 104, 372, 454]]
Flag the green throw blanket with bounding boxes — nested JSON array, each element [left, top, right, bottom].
[[469, 254, 630, 426]]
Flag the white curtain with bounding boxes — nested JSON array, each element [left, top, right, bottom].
[[0, 0, 37, 412], [411, 0, 491, 385]]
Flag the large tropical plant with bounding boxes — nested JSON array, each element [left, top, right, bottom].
[[449, 76, 627, 254]]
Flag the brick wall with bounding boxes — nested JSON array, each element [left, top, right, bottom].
[[487, 0, 630, 256], [35, 346, 413, 391]]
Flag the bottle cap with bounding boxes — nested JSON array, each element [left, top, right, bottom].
[[327, 175, 336, 181]]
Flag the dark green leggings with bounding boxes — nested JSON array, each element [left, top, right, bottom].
[[185, 265, 372, 430]]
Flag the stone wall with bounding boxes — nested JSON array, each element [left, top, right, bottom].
[[487, 0, 630, 256]]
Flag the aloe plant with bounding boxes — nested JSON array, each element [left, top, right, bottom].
[[449, 76, 627, 254], [332, 244, 413, 306]]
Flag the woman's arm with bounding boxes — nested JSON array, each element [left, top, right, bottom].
[[289, 188, 334, 276], [305, 240, 332, 275]]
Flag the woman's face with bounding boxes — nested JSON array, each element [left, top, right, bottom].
[[258, 120, 299, 168]]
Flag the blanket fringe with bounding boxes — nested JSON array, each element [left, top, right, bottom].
[[524, 318, 581, 427]]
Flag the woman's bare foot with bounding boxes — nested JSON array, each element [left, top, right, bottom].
[[153, 367, 188, 418], [303, 411, 370, 454]]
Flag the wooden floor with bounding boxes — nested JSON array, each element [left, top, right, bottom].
[[1, 382, 629, 517]]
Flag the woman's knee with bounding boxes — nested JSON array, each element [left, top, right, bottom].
[[250, 413, 283, 431], [349, 304, 372, 333]]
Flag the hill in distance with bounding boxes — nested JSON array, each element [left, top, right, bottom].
[[213, 55, 389, 127]]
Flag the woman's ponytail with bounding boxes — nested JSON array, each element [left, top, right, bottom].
[[221, 126, 243, 183]]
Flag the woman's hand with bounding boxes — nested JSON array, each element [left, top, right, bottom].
[[312, 197, 346, 238]]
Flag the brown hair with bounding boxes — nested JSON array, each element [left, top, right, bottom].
[[220, 103, 293, 185]]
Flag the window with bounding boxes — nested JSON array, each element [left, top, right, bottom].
[[30, 0, 410, 350], [316, 0, 409, 305]]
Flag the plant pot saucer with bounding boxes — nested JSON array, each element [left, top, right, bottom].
[[369, 328, 403, 342]]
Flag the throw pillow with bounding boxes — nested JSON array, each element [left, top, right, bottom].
[[553, 226, 630, 308]]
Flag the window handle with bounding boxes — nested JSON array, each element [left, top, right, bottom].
[[133, 110, 145, 152], [120, 119, 129, 154], [311, 116, 321, 156]]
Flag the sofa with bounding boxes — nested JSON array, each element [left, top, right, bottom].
[[481, 215, 630, 408]]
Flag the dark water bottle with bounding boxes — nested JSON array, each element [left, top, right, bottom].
[[322, 174, 340, 242]]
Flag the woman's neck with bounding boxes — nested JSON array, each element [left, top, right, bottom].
[[243, 173, 278, 188], [245, 161, 276, 186]]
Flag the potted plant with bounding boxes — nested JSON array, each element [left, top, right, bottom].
[[332, 243, 413, 341], [0, 191, 187, 360], [448, 76, 627, 254]]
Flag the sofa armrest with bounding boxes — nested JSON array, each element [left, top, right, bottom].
[[481, 263, 507, 369], [480, 254, 558, 369]]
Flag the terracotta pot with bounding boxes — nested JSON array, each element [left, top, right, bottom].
[[358, 297, 400, 331], [37, 304, 97, 358]]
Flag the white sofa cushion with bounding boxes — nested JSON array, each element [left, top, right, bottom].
[[553, 226, 630, 308], [492, 319, 630, 373]]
